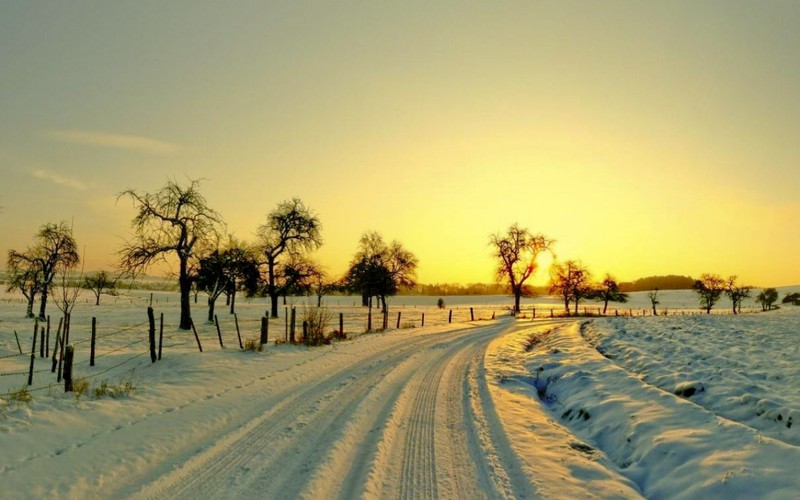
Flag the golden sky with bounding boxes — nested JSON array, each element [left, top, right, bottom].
[[2, 2, 799, 286]]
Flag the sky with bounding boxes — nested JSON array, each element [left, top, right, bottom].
[[1, 1, 799, 287]]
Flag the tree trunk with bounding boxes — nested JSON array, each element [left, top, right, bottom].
[[362, 294, 369, 307], [270, 294, 279, 319], [574, 299, 579, 316], [26, 296, 35, 318], [179, 256, 192, 330], [513, 288, 521, 313], [268, 260, 279, 318], [230, 288, 236, 314], [95, 291, 101, 306], [38, 285, 49, 320], [603, 298, 609, 315], [564, 297, 570, 316], [207, 297, 216, 322]]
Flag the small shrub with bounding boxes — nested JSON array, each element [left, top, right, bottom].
[[73, 377, 90, 400], [8, 387, 32, 403], [94, 378, 136, 399], [302, 306, 333, 346], [437, 298, 445, 309], [400, 321, 416, 329], [244, 337, 263, 352]]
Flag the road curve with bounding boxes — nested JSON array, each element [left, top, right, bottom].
[[127, 318, 538, 499]]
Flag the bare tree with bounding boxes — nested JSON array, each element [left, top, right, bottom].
[[6, 251, 43, 318], [693, 274, 725, 314], [549, 260, 591, 316], [755, 287, 778, 311], [490, 224, 553, 313], [256, 198, 322, 318], [83, 271, 118, 305], [118, 179, 223, 330], [344, 231, 418, 314], [725, 276, 751, 315], [594, 274, 629, 315], [8, 222, 80, 320], [648, 288, 660, 316]]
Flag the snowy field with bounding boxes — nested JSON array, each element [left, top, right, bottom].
[[1, 287, 799, 498]]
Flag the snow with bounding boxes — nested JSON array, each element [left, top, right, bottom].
[[2, 287, 799, 498]]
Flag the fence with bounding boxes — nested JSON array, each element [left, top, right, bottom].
[[0, 299, 774, 397]]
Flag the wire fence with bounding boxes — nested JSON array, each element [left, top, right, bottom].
[[0, 300, 778, 397]]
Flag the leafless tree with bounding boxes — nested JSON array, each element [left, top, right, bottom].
[[549, 260, 591, 316], [490, 224, 553, 313], [594, 274, 628, 315], [344, 231, 418, 314], [6, 251, 43, 318], [256, 198, 322, 318], [8, 222, 79, 319], [118, 179, 223, 329], [693, 274, 725, 314], [725, 276, 751, 315], [83, 271, 118, 305], [648, 288, 660, 316]]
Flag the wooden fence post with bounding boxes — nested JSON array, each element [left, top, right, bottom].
[[190, 319, 203, 352], [396, 311, 401, 329], [260, 316, 269, 345], [492, 311, 495, 320], [470, 307, 474, 321], [290, 307, 296, 343], [550, 309, 554, 318], [214, 315, 224, 348], [367, 308, 372, 332], [158, 313, 164, 360], [14, 330, 23, 354], [284, 307, 288, 341], [533, 308, 536, 319], [382, 309, 388, 330], [51, 330, 60, 373], [421, 312, 425, 327], [448, 310, 453, 324], [39, 327, 44, 358], [28, 320, 38, 386], [148, 307, 157, 363], [63, 345, 74, 393], [90, 317, 97, 367], [339, 312, 344, 336], [235, 313, 243, 350], [45, 315, 51, 358], [303, 320, 308, 342]]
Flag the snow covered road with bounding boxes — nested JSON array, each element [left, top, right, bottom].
[[117, 318, 534, 499], [7, 309, 799, 499]]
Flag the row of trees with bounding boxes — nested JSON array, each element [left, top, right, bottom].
[[488, 224, 788, 317], [7, 189, 792, 327], [115, 180, 419, 330]]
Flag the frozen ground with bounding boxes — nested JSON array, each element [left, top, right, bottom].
[[1, 289, 799, 498]]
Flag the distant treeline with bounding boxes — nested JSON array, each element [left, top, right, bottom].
[[618, 275, 695, 292], [402, 283, 548, 296]]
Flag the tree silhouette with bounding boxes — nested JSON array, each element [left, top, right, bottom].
[[118, 179, 223, 330], [6, 251, 43, 318], [755, 287, 778, 311], [725, 276, 751, 315], [549, 260, 591, 316], [83, 271, 118, 306], [8, 222, 79, 319], [344, 231, 417, 314], [490, 224, 553, 313], [256, 198, 322, 318], [648, 288, 660, 316], [693, 274, 725, 314], [594, 274, 629, 315]]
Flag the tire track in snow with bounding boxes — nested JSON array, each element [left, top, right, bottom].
[[366, 320, 525, 499], [129, 325, 484, 499]]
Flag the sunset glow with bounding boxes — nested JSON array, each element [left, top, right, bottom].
[[2, 2, 799, 287]]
